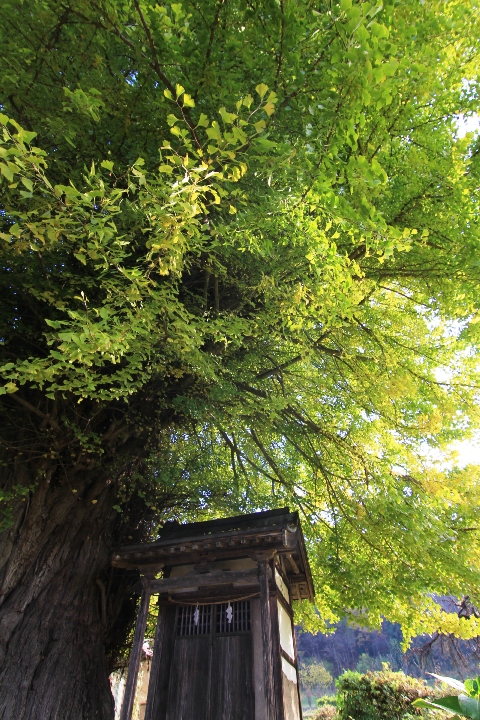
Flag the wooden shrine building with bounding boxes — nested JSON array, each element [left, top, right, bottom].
[[112, 508, 314, 720]]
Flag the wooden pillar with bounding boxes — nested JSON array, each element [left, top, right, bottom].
[[144, 601, 166, 720], [258, 558, 275, 720], [120, 587, 151, 720]]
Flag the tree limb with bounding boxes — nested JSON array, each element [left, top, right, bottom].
[[8, 393, 60, 432]]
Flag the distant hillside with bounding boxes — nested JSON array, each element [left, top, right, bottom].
[[296, 618, 480, 681]]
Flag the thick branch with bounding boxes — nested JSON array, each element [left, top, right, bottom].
[[8, 393, 60, 432]]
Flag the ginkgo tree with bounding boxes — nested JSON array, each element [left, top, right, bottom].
[[0, 0, 479, 718]]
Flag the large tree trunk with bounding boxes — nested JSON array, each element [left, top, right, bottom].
[[0, 466, 120, 720]]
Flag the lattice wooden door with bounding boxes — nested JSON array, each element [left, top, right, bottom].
[[164, 601, 254, 720]]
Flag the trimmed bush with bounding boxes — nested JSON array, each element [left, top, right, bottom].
[[317, 695, 338, 708], [336, 667, 430, 720]]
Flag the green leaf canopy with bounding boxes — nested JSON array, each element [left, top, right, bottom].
[[1, 0, 480, 640]]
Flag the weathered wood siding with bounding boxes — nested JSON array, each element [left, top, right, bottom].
[[166, 635, 212, 720], [210, 634, 254, 720]]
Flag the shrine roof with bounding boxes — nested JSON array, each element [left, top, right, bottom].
[[112, 507, 314, 602], [156, 507, 297, 541]]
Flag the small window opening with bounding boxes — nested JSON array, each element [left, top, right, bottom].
[[177, 604, 212, 636], [216, 600, 251, 634]]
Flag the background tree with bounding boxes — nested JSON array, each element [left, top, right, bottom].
[[300, 661, 334, 708], [0, 1, 479, 718]]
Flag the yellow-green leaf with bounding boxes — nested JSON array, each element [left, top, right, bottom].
[[0, 163, 14, 182], [21, 177, 33, 191], [255, 83, 269, 100], [196, 113, 209, 128], [219, 107, 238, 124], [206, 122, 222, 142]]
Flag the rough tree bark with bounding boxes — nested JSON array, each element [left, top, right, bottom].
[[0, 385, 186, 720], [0, 465, 120, 720]]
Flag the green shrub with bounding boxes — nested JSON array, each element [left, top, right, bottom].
[[317, 695, 338, 708], [336, 667, 430, 720]]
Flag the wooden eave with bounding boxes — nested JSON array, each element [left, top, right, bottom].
[[112, 508, 315, 602]]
